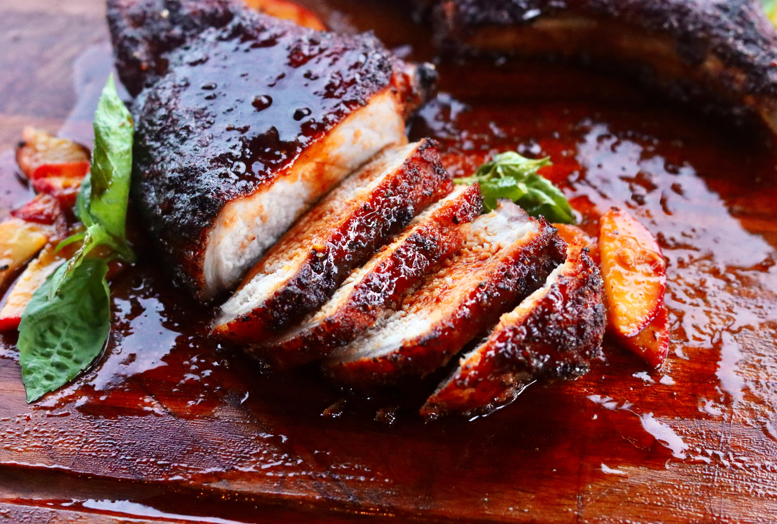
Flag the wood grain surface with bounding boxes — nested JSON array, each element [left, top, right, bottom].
[[0, 0, 776, 522]]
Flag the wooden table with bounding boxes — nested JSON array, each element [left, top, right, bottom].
[[1, 0, 777, 522]]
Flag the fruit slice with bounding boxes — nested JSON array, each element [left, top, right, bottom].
[[16, 127, 89, 208], [243, 0, 326, 30], [0, 245, 66, 331], [599, 207, 666, 339], [0, 218, 53, 289], [11, 194, 65, 228], [619, 303, 670, 368], [16, 127, 90, 180], [553, 223, 599, 264]]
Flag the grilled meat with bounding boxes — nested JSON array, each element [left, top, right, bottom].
[[421, 243, 605, 419], [108, 0, 237, 97], [253, 183, 483, 370], [213, 139, 452, 343], [126, 6, 436, 300], [433, 0, 777, 133], [324, 202, 565, 389]]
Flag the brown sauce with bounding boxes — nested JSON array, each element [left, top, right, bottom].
[[0, 1, 776, 522]]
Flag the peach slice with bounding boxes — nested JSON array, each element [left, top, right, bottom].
[[0, 218, 53, 290], [599, 207, 666, 339], [619, 303, 670, 368], [16, 127, 90, 181], [242, 0, 326, 30], [0, 245, 66, 331]]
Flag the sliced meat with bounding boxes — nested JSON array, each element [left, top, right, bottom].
[[421, 243, 605, 419], [127, 7, 437, 300], [324, 201, 565, 389], [252, 183, 483, 370], [433, 0, 777, 133], [213, 139, 452, 343]]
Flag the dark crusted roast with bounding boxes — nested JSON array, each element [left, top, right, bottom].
[[421, 242, 605, 419], [324, 202, 565, 389], [252, 183, 483, 370], [213, 139, 452, 343], [121, 2, 436, 300], [433, 0, 777, 133]]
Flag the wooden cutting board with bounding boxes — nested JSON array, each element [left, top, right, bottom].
[[1, 0, 777, 522]]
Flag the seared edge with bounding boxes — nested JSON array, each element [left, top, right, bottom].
[[214, 138, 453, 343], [422, 242, 605, 419], [252, 183, 483, 370], [325, 204, 566, 389], [434, 0, 777, 131], [130, 8, 420, 299]]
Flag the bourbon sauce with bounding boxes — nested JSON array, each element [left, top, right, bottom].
[[0, 0, 776, 522]]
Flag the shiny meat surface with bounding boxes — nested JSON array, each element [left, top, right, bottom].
[[433, 0, 777, 133], [107, 0, 238, 96], [324, 202, 565, 389], [213, 139, 452, 343], [128, 7, 434, 299], [421, 243, 605, 419], [253, 183, 483, 370]]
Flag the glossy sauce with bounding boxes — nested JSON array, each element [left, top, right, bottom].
[[0, 1, 776, 522]]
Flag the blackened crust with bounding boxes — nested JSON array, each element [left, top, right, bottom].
[[253, 184, 483, 370], [130, 11, 399, 297], [434, 0, 777, 130], [107, 0, 238, 96], [421, 243, 605, 419]]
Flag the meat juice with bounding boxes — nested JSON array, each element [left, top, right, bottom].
[[0, 0, 775, 521]]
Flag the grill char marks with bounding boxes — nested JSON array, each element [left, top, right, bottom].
[[434, 0, 777, 133], [129, 7, 429, 300], [214, 139, 453, 343], [107, 0, 238, 96], [253, 184, 483, 370], [324, 202, 566, 389], [421, 243, 605, 419]]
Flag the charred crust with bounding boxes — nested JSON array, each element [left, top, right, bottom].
[[433, 0, 777, 129], [128, 8, 402, 298]]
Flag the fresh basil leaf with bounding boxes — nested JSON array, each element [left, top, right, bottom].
[[455, 151, 576, 223], [88, 75, 134, 243], [54, 76, 135, 291], [18, 258, 110, 402]]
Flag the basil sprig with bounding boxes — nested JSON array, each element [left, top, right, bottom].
[[455, 151, 575, 223], [18, 75, 135, 402]]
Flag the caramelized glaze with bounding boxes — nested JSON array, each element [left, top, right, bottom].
[[0, 1, 776, 522]]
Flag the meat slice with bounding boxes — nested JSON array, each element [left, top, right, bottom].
[[213, 139, 452, 343], [252, 183, 483, 370], [421, 243, 606, 419], [324, 201, 566, 389], [122, 5, 436, 300], [433, 0, 777, 134]]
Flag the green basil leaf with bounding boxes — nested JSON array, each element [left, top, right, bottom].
[[88, 75, 134, 243], [18, 258, 110, 402], [53, 75, 135, 291], [455, 151, 576, 223]]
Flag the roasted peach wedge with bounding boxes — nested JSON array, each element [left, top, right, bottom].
[[242, 0, 326, 30], [0, 218, 55, 290], [16, 127, 90, 208], [0, 244, 67, 331], [620, 303, 670, 369], [599, 207, 668, 366]]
